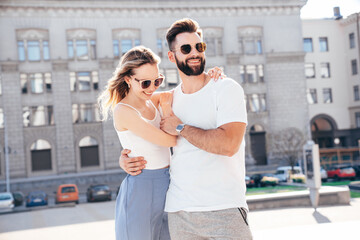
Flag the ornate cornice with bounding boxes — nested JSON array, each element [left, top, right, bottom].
[[0, 3, 304, 18], [340, 12, 360, 26]]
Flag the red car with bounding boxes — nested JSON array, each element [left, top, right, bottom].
[[326, 166, 356, 180]]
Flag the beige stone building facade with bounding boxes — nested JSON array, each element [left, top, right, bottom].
[[0, 0, 309, 182], [302, 10, 360, 164]]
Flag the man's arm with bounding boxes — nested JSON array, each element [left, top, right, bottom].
[[119, 149, 147, 176], [160, 115, 246, 157]]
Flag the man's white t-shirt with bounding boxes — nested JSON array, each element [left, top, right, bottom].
[[164, 78, 248, 213]]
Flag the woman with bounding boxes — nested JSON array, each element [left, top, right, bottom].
[[98, 46, 223, 240]]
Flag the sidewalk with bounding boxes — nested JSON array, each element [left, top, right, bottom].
[[0, 198, 359, 240]]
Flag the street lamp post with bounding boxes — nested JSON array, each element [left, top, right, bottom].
[[4, 115, 10, 192]]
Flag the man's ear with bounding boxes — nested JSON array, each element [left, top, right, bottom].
[[168, 51, 176, 63]]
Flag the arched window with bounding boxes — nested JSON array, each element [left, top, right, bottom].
[[16, 29, 50, 62], [249, 124, 267, 165], [112, 29, 141, 57], [238, 26, 263, 55], [66, 29, 96, 60], [30, 139, 52, 171], [203, 27, 223, 56], [79, 136, 99, 167]]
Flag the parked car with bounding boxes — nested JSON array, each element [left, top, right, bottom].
[[0, 192, 15, 212], [12, 191, 24, 206], [55, 184, 79, 204], [274, 166, 303, 182], [260, 173, 279, 187], [245, 176, 255, 188], [86, 184, 112, 202], [250, 173, 279, 187], [291, 173, 306, 183], [26, 190, 48, 207], [351, 165, 360, 179], [320, 167, 328, 182], [326, 166, 356, 180]]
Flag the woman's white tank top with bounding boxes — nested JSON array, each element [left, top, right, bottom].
[[114, 101, 171, 170]]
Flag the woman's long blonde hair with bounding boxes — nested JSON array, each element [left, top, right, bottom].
[[98, 46, 161, 120]]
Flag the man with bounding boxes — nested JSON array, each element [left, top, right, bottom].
[[120, 18, 252, 240]]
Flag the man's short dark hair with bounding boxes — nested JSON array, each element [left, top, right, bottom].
[[166, 18, 202, 50]]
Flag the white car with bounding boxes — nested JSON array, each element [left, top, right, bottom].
[[0, 192, 15, 212], [274, 166, 303, 182], [320, 167, 328, 182]]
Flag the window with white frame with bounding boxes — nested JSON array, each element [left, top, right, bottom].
[[20, 73, 51, 94], [247, 94, 267, 113], [16, 29, 50, 62], [203, 27, 223, 57], [352, 59, 358, 75], [67, 29, 96, 60], [238, 26, 263, 55], [70, 71, 99, 92], [23, 105, 54, 127], [319, 37, 328, 52], [320, 63, 330, 78], [157, 28, 168, 58], [305, 63, 315, 78], [307, 88, 317, 104], [160, 69, 179, 88], [72, 103, 100, 123], [113, 29, 141, 58], [303, 38, 313, 52], [323, 88, 333, 104], [356, 112, 360, 128], [239, 65, 265, 84], [354, 86, 359, 101], [349, 33, 355, 49], [0, 108, 3, 128]]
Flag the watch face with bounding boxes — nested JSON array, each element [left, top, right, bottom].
[[176, 124, 184, 132]]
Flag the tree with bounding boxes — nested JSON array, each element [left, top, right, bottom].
[[271, 127, 306, 173]]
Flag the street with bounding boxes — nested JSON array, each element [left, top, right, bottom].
[[1, 198, 360, 240]]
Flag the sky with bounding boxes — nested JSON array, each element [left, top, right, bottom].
[[301, 0, 360, 19]]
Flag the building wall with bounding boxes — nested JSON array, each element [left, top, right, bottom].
[[0, 0, 308, 180]]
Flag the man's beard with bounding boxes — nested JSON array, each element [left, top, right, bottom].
[[175, 55, 206, 76]]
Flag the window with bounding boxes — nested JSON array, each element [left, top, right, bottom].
[[320, 63, 330, 78], [247, 94, 267, 113], [70, 71, 99, 92], [305, 63, 315, 78], [163, 69, 178, 88], [203, 27, 223, 56], [20, 73, 52, 94], [0, 108, 3, 128], [239, 65, 264, 83], [356, 112, 360, 128], [319, 37, 328, 52], [323, 88, 333, 104], [307, 88, 317, 104], [352, 59, 358, 75], [23, 105, 54, 127], [72, 103, 100, 123], [349, 33, 355, 49], [156, 28, 169, 58], [238, 26, 263, 55], [112, 29, 141, 57], [30, 139, 52, 171], [79, 136, 99, 167], [303, 38, 313, 52], [354, 86, 360, 101], [66, 29, 96, 60], [16, 29, 50, 62]]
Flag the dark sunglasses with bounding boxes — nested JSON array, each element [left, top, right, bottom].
[[172, 42, 207, 55], [133, 74, 164, 89]]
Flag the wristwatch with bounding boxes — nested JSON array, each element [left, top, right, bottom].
[[176, 124, 185, 135]]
